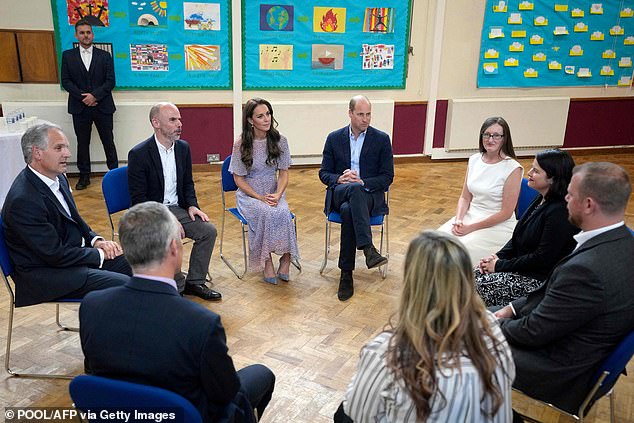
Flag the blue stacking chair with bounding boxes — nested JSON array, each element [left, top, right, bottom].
[[70, 375, 204, 423], [319, 188, 390, 279], [514, 329, 634, 423], [219, 155, 300, 279], [516, 178, 540, 219], [0, 216, 80, 379], [102, 166, 131, 241]]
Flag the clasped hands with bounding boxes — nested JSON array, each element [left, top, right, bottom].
[[259, 192, 282, 207], [337, 169, 362, 184], [478, 254, 498, 274], [94, 239, 122, 260], [81, 93, 98, 106], [450, 219, 475, 236]]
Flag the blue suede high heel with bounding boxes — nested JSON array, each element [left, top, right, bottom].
[[277, 273, 289, 282], [263, 275, 278, 285]]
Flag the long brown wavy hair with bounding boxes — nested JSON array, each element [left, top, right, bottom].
[[240, 98, 282, 169], [386, 230, 506, 420]]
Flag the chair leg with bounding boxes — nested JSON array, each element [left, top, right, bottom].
[[219, 209, 247, 279], [291, 216, 301, 272], [56, 304, 79, 332], [609, 390, 615, 423], [378, 217, 389, 279], [319, 220, 331, 275]]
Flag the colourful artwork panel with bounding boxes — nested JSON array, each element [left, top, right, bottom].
[[259, 44, 293, 70], [129, 0, 168, 27], [363, 8, 395, 33], [130, 44, 169, 71], [362, 44, 394, 69], [260, 4, 294, 31], [313, 7, 346, 33], [66, 0, 109, 26], [183, 2, 221, 31], [312, 44, 344, 70], [185, 44, 221, 70]]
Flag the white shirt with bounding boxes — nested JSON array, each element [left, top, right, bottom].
[[27, 166, 104, 266], [573, 221, 625, 250], [348, 126, 367, 176], [155, 135, 178, 205], [80, 45, 93, 71], [134, 274, 178, 292]]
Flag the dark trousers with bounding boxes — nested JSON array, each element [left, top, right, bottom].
[[72, 108, 118, 175], [60, 255, 132, 299], [237, 364, 276, 420], [332, 183, 375, 271]]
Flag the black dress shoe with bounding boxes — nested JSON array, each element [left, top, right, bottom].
[[364, 246, 388, 269], [184, 283, 222, 301], [75, 175, 91, 190], [338, 271, 354, 301]]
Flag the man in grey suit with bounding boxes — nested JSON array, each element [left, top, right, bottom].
[[495, 162, 634, 417]]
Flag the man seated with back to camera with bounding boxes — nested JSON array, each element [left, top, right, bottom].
[[494, 162, 634, 420], [79, 201, 275, 422]]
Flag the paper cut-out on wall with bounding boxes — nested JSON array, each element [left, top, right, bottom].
[[312, 44, 344, 69], [483, 62, 499, 74], [361, 44, 394, 69], [363, 8, 394, 33], [600, 65, 614, 76], [130, 0, 167, 27], [260, 4, 293, 31], [185, 44, 220, 70], [130, 44, 169, 71], [571, 8, 584, 17], [184, 3, 220, 31], [259, 44, 293, 70], [67, 0, 109, 26], [314, 7, 346, 33]]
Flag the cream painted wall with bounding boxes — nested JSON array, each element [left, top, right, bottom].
[[0, 0, 431, 104]]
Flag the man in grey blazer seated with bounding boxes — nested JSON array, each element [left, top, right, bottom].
[[495, 162, 634, 418]]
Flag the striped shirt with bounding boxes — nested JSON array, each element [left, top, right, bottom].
[[343, 311, 515, 422]]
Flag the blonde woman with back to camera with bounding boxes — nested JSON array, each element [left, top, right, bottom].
[[335, 230, 514, 423]]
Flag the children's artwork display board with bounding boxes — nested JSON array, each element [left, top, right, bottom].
[[242, 1, 412, 89], [478, 0, 634, 87], [51, 0, 232, 89]]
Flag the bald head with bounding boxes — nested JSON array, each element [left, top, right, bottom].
[[150, 102, 182, 145]]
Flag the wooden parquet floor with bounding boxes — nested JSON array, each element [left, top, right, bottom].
[[1, 151, 634, 422]]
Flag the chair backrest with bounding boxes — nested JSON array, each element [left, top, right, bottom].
[[591, 329, 634, 402], [102, 166, 131, 215], [70, 375, 203, 423], [0, 216, 14, 277], [221, 155, 238, 192], [516, 178, 539, 219]]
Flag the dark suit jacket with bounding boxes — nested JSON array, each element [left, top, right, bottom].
[[61, 46, 116, 115], [319, 125, 393, 215], [128, 136, 199, 209], [80, 277, 253, 422], [500, 225, 634, 414], [495, 196, 579, 281], [1, 167, 101, 306]]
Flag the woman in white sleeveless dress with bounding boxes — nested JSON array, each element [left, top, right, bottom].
[[438, 117, 523, 266]]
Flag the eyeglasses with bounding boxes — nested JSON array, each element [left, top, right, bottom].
[[482, 133, 504, 141]]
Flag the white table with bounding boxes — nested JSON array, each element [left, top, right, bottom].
[[0, 131, 26, 209]]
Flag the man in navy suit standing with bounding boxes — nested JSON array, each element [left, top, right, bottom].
[[80, 201, 275, 422], [319, 96, 394, 301], [1, 123, 130, 307], [61, 19, 119, 190]]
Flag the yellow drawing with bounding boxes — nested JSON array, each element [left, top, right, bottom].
[[493, 1, 507, 12], [577, 68, 591, 77], [184, 45, 220, 71], [512, 30, 527, 38], [590, 3, 603, 14], [621, 8, 633, 18], [532, 52, 546, 61], [530, 34, 543, 44], [483, 63, 498, 73], [548, 61, 562, 70], [504, 57, 519, 66], [600, 66, 614, 76], [313, 7, 346, 33], [610, 26, 624, 36], [602, 49, 616, 59], [509, 41, 524, 52], [571, 8, 584, 17], [619, 57, 632, 67], [617, 76, 632, 86], [484, 48, 499, 59], [625, 36, 634, 45], [259, 44, 293, 70], [508, 13, 522, 24], [534, 16, 548, 26], [569, 45, 583, 56], [554, 4, 568, 12], [519, 1, 534, 11], [591, 31, 605, 41], [574, 22, 588, 32], [554, 26, 568, 35], [489, 27, 505, 38], [524, 68, 538, 77], [565, 65, 575, 74]]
